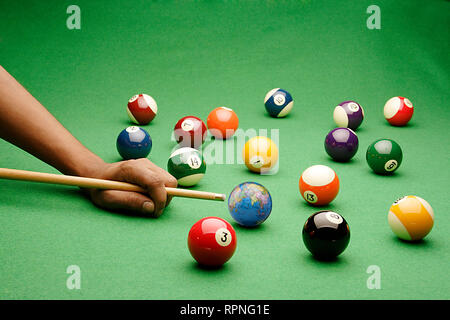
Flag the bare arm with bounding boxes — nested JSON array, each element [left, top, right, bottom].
[[0, 65, 105, 176], [0, 65, 177, 217]]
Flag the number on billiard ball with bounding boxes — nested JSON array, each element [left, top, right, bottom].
[[302, 211, 350, 260], [127, 94, 157, 125], [188, 217, 237, 267], [116, 126, 152, 160], [167, 147, 206, 187], [366, 139, 403, 175], [174, 116, 207, 149], [299, 165, 339, 206], [383, 97, 414, 126], [264, 88, 294, 118]]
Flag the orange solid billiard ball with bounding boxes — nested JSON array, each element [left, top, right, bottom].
[[207, 107, 239, 139]]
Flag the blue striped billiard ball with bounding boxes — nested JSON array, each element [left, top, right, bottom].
[[116, 126, 152, 160], [264, 88, 294, 117]]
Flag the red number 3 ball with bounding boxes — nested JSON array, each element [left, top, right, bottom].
[[188, 217, 237, 267], [383, 96, 414, 126]]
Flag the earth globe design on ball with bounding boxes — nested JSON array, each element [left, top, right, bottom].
[[227, 182, 272, 227]]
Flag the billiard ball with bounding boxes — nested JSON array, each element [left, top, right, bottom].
[[333, 100, 364, 130], [264, 88, 294, 117], [174, 116, 207, 149], [302, 210, 350, 260], [324, 127, 359, 162], [207, 107, 239, 139], [116, 126, 152, 160], [388, 196, 434, 241], [188, 217, 237, 267], [366, 139, 403, 174], [299, 165, 339, 206], [167, 147, 206, 187], [242, 136, 279, 174], [384, 96, 414, 126], [228, 182, 272, 227], [127, 94, 157, 125]]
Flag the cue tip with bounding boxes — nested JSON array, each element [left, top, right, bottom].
[[217, 193, 227, 201]]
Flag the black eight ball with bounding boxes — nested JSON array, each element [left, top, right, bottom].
[[302, 210, 350, 260]]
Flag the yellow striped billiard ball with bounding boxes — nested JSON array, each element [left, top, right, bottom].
[[388, 196, 434, 241]]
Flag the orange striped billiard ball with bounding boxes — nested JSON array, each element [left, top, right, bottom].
[[388, 196, 434, 241], [299, 165, 340, 206]]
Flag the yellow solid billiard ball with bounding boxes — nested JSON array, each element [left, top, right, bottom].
[[388, 196, 434, 241], [242, 136, 279, 173]]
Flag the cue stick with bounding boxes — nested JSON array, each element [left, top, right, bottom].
[[0, 168, 226, 201]]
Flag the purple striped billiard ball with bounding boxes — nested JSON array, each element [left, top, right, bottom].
[[333, 101, 364, 130]]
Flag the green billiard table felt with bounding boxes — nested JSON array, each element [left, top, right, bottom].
[[0, 0, 448, 299]]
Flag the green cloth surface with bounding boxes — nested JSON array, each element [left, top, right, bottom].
[[0, 0, 449, 299]]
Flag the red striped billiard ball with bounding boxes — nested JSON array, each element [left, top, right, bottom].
[[383, 96, 414, 126], [127, 94, 157, 125], [174, 116, 207, 149], [188, 217, 237, 267]]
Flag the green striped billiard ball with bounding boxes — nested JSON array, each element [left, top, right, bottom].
[[366, 139, 403, 174], [167, 147, 206, 187]]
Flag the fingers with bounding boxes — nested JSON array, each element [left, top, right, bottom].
[[159, 168, 178, 207], [90, 189, 160, 217], [105, 159, 178, 217], [146, 179, 167, 217]]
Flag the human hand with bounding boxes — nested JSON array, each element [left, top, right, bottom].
[[85, 159, 177, 218]]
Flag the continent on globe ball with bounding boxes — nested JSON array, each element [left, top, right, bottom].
[[228, 182, 272, 227]]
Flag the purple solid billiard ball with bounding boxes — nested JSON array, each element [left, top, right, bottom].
[[333, 101, 364, 130], [324, 128, 359, 162]]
